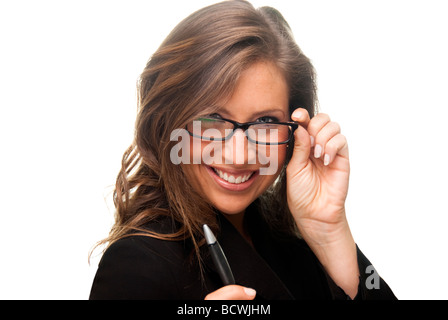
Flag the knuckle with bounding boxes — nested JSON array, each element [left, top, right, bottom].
[[324, 142, 337, 155], [331, 121, 341, 132], [307, 122, 320, 135], [308, 114, 331, 134], [315, 122, 341, 143], [316, 112, 330, 121], [326, 133, 346, 150]]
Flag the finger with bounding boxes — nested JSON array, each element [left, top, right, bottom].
[[291, 107, 311, 129], [307, 113, 331, 148], [322, 133, 349, 166], [313, 121, 341, 159], [204, 285, 256, 300], [287, 124, 311, 175]]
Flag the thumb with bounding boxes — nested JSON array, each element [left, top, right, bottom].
[[288, 124, 312, 173], [204, 285, 256, 300]]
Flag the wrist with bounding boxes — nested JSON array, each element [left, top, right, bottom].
[[295, 214, 360, 299], [294, 208, 350, 247]]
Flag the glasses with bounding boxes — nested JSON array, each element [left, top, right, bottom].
[[186, 116, 298, 145]]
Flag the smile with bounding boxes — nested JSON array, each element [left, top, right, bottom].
[[211, 168, 255, 184], [205, 165, 258, 191]]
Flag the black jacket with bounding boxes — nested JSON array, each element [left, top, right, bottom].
[[89, 204, 396, 300]]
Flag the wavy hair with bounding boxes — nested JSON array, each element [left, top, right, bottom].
[[92, 0, 317, 265]]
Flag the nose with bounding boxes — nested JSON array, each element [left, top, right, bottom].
[[223, 129, 257, 165]]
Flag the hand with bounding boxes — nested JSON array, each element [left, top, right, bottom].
[[287, 108, 358, 298], [204, 285, 256, 300], [287, 108, 350, 238]]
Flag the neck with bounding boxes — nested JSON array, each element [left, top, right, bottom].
[[222, 210, 253, 246]]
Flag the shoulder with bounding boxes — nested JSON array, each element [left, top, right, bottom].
[[89, 234, 187, 300], [104, 233, 186, 265]]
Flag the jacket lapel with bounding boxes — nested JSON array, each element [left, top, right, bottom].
[[213, 213, 294, 300]]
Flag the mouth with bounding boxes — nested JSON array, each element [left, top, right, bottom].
[[205, 165, 258, 191], [211, 167, 255, 184]]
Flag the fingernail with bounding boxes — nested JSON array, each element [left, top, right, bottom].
[[310, 136, 315, 147], [292, 110, 302, 120], [243, 287, 257, 297], [324, 154, 330, 166], [314, 144, 322, 158]]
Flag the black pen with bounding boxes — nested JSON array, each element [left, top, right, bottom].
[[203, 224, 235, 285]]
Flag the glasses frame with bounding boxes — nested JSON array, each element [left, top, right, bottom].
[[186, 116, 299, 145]]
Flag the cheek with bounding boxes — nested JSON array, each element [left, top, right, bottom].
[[189, 137, 202, 164], [257, 145, 287, 176], [182, 164, 209, 201], [189, 138, 220, 165], [278, 146, 287, 167]]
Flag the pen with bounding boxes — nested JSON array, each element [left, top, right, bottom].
[[203, 224, 235, 285]]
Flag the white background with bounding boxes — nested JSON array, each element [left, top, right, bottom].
[[1, 0, 447, 299]]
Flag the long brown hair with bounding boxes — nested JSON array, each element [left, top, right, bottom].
[[93, 0, 317, 264]]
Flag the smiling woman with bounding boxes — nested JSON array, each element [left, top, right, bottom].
[[89, 0, 396, 300], [182, 61, 289, 216]]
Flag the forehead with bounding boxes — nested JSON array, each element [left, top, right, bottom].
[[216, 61, 289, 121]]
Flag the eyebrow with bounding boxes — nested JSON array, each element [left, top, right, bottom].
[[252, 108, 287, 119], [216, 107, 287, 120]]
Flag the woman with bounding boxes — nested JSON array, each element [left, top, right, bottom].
[[90, 0, 396, 300]]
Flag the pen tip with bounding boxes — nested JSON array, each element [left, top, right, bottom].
[[203, 224, 217, 244]]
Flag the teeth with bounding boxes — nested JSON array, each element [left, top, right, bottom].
[[213, 168, 254, 184]]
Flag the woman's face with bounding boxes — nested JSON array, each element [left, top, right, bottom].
[[184, 61, 289, 216]]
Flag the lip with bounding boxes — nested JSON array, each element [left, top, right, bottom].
[[205, 165, 259, 192]]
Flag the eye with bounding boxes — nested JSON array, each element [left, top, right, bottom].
[[208, 113, 223, 120], [256, 116, 278, 123]]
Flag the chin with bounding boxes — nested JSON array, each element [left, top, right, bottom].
[[184, 162, 281, 216], [211, 199, 252, 216]]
